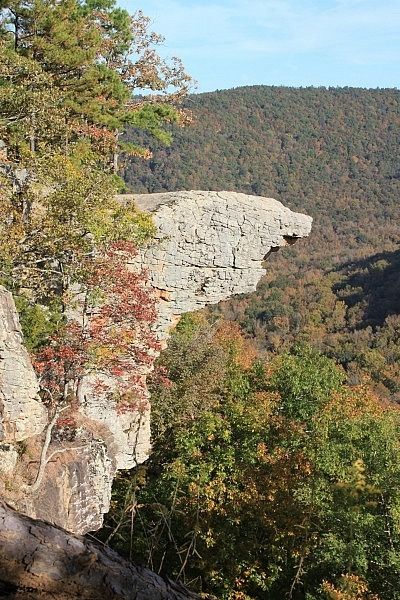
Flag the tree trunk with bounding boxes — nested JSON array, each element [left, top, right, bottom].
[[0, 501, 202, 600], [113, 129, 120, 173], [14, 14, 19, 51], [30, 115, 36, 154]]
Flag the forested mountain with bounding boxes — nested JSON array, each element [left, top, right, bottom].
[[123, 86, 400, 399], [124, 86, 400, 262]]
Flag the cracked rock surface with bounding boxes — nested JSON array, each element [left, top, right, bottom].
[[132, 191, 312, 339], [0, 286, 47, 443], [0, 501, 200, 599]]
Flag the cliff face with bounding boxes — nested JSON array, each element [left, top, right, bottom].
[[0, 288, 47, 479], [0, 191, 312, 534], [133, 191, 312, 340], [0, 288, 47, 443]]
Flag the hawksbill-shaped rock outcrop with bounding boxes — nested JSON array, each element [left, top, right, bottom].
[[132, 191, 312, 340], [0, 191, 311, 534]]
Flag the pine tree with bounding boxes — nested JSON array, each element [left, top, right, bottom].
[[0, 0, 191, 405]]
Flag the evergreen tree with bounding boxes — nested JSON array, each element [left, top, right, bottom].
[[0, 0, 192, 160], [0, 0, 191, 407]]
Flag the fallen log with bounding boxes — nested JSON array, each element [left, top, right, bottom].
[[0, 501, 201, 599]]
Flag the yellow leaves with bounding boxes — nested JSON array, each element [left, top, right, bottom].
[[352, 459, 368, 492], [244, 390, 279, 430], [256, 442, 268, 461], [203, 529, 216, 549], [322, 574, 380, 600], [323, 385, 388, 423], [302, 462, 313, 476], [230, 592, 252, 600], [255, 390, 279, 409], [169, 459, 187, 480], [335, 459, 379, 500], [86, 342, 115, 365], [202, 479, 228, 514], [213, 320, 258, 369], [188, 481, 200, 496], [189, 448, 203, 460]]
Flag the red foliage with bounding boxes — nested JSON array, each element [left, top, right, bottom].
[[149, 365, 174, 390], [34, 242, 159, 411], [56, 416, 77, 428]]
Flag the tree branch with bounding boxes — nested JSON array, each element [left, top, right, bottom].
[[25, 401, 67, 493]]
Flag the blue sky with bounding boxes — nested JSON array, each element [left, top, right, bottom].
[[121, 0, 400, 92]]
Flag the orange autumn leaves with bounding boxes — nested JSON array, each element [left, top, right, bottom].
[[121, 316, 400, 599]]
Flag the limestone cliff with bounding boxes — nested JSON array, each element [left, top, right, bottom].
[[133, 191, 312, 340], [0, 288, 47, 443], [0, 191, 312, 534]]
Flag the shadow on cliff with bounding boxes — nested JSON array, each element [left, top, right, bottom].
[[334, 248, 400, 328], [0, 571, 74, 600], [0, 579, 19, 599]]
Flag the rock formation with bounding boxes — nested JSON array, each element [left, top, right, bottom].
[[0, 191, 312, 536], [0, 500, 201, 599], [0, 287, 48, 491], [0, 287, 47, 443], [132, 191, 312, 340]]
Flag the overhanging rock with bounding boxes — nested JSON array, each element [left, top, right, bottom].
[[131, 191, 312, 340]]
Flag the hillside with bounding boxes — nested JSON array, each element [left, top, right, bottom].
[[124, 86, 400, 399], [125, 86, 400, 263]]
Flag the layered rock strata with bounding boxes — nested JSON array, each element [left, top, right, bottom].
[[0, 191, 312, 534], [132, 191, 312, 340], [0, 287, 47, 443]]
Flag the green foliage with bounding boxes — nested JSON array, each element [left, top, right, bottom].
[[270, 345, 345, 420], [103, 322, 400, 599], [0, 0, 192, 160], [148, 313, 229, 444], [0, 43, 68, 155], [14, 295, 63, 351], [1, 149, 154, 300]]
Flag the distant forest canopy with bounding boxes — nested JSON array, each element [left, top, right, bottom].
[[123, 85, 400, 400], [124, 86, 399, 258]]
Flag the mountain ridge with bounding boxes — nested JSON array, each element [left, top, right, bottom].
[[123, 85, 400, 398]]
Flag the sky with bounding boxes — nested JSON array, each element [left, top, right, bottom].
[[120, 0, 400, 93]]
